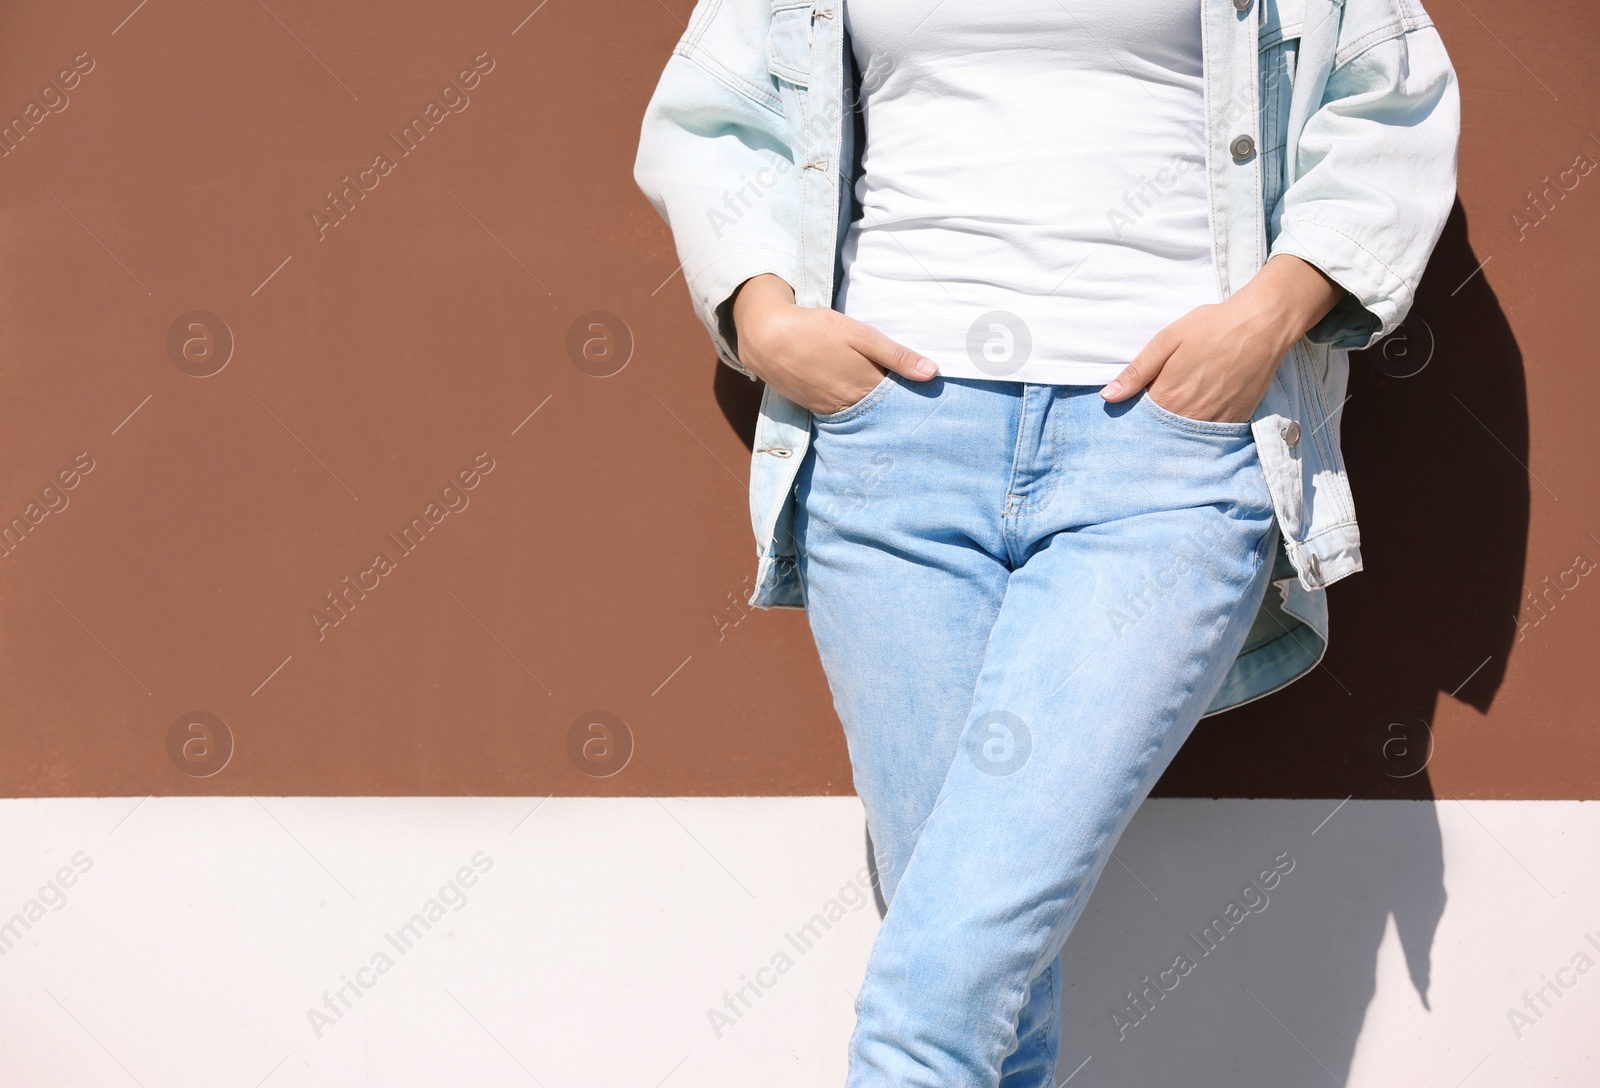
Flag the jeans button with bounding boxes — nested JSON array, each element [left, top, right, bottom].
[[1233, 0, 1253, 9], [1282, 420, 1301, 448], [1230, 134, 1256, 161]]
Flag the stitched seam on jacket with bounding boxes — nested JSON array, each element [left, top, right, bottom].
[[680, 0, 724, 50], [796, 39, 813, 305], [1300, 520, 1361, 547], [1258, 25, 1302, 51], [674, 44, 784, 115], [693, 247, 795, 282], [1260, 44, 1290, 155], [1294, 344, 1357, 527], [1280, 218, 1410, 297], [1333, 14, 1433, 71]]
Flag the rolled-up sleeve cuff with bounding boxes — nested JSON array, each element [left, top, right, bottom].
[[1269, 219, 1409, 350], [686, 248, 800, 378]]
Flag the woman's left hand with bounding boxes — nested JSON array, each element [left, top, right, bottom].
[[1099, 254, 1346, 424]]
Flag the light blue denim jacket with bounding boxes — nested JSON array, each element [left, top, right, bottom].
[[634, 0, 1459, 712]]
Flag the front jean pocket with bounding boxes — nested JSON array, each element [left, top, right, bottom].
[[1138, 389, 1255, 438], [811, 369, 897, 426]]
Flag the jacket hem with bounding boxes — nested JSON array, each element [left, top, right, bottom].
[[1202, 575, 1330, 716]]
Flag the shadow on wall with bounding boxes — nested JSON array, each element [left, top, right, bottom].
[[1054, 799, 1449, 1088], [1162, 200, 1528, 800], [714, 353, 765, 453]]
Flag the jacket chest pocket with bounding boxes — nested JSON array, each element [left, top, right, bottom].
[[767, 1, 814, 87]]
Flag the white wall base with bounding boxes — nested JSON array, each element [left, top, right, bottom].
[[0, 797, 1594, 1087]]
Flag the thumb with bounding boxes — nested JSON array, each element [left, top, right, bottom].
[[1100, 331, 1176, 403], [851, 323, 940, 381]]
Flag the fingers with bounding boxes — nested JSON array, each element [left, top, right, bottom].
[[1101, 329, 1177, 402], [849, 321, 940, 381], [1099, 362, 1147, 402]]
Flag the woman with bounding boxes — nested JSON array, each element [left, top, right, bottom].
[[635, 1, 1458, 1084]]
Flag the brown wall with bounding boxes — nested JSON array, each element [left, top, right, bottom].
[[0, 1, 1595, 799]]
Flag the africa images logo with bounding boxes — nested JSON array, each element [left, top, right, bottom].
[[307, 452, 496, 640], [308, 52, 496, 241]]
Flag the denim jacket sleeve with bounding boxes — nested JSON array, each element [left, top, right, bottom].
[[632, 0, 799, 378], [1267, 0, 1461, 350]]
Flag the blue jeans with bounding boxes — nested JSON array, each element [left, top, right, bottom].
[[794, 374, 1278, 1088]]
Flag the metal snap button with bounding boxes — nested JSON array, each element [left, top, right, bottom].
[[1282, 420, 1301, 448], [1229, 134, 1255, 161], [1233, 0, 1253, 10]]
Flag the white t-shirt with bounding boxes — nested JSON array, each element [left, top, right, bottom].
[[835, 0, 1220, 385]]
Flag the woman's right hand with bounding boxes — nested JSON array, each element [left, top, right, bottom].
[[729, 274, 939, 415]]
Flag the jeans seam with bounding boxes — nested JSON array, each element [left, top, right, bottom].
[[812, 369, 895, 425], [1139, 391, 1256, 437], [1002, 386, 1032, 518], [989, 971, 1037, 1087], [1003, 386, 1060, 520], [1043, 959, 1060, 1082]]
